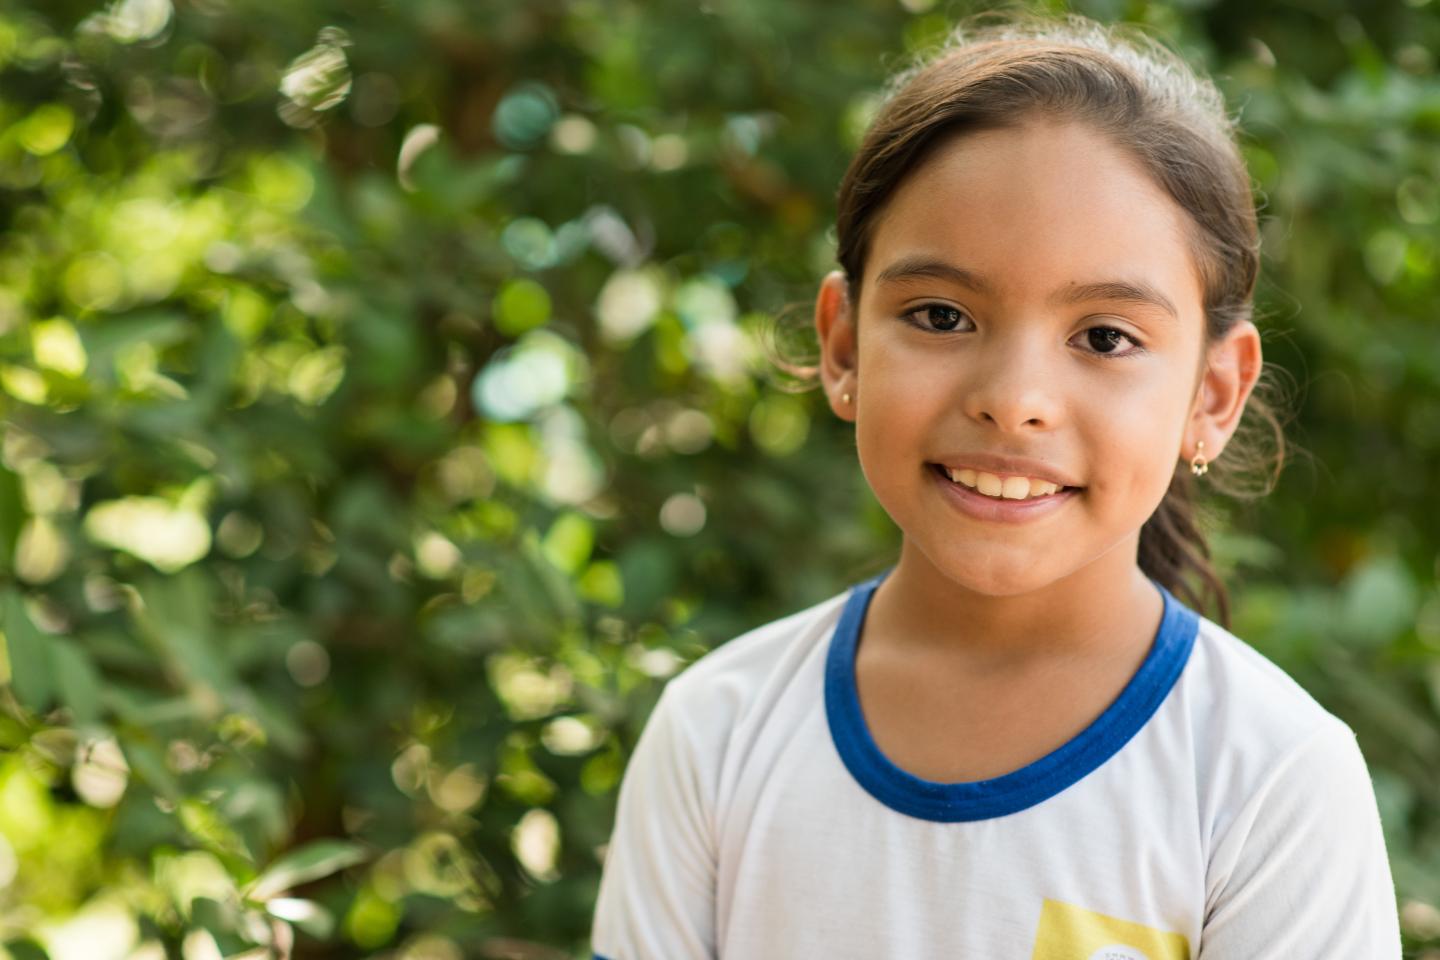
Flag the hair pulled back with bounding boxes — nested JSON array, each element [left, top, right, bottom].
[[775, 11, 1292, 628]]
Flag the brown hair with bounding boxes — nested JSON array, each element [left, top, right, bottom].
[[766, 10, 1295, 629]]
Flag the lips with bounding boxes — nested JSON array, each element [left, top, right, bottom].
[[926, 462, 1080, 523], [926, 463, 1081, 501], [927, 453, 1083, 491]]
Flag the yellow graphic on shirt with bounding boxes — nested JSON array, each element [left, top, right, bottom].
[[1030, 898, 1190, 960]]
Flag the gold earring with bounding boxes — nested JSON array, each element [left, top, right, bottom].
[[842, 391, 852, 405], [1190, 439, 1209, 477]]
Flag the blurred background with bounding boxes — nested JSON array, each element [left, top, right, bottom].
[[0, 0, 1438, 956]]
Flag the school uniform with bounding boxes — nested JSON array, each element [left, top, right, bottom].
[[590, 568, 1402, 959]]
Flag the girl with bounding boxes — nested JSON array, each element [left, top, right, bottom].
[[590, 12, 1402, 959]]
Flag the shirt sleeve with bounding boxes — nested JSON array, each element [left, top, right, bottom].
[[1198, 716, 1402, 958], [590, 682, 718, 960]]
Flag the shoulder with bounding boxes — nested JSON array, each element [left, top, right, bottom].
[[656, 584, 852, 743], [1174, 612, 1384, 853], [665, 584, 854, 704], [1192, 631, 1397, 950], [1181, 612, 1342, 752]]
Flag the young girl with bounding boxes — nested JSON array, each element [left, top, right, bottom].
[[590, 12, 1402, 959]]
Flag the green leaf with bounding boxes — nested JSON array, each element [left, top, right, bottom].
[[1, 589, 53, 712], [244, 840, 369, 902], [1, 938, 50, 960], [0, 463, 22, 574], [1338, 554, 1417, 648], [122, 740, 181, 803], [578, 559, 625, 608], [51, 638, 102, 727], [493, 278, 551, 336], [265, 897, 335, 938], [541, 511, 594, 575], [135, 571, 238, 701], [179, 798, 253, 864]]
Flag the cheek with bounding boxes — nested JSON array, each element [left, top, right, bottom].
[[1080, 404, 1182, 503], [853, 390, 932, 497], [857, 340, 938, 416], [855, 370, 946, 466], [860, 337, 953, 406]]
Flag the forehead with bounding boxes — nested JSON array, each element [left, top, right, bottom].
[[865, 119, 1203, 310]]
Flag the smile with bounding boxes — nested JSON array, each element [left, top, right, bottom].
[[926, 462, 1081, 522]]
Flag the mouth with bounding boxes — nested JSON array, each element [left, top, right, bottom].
[[926, 462, 1084, 501]]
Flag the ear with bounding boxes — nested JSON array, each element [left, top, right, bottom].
[[815, 270, 858, 422], [1187, 320, 1263, 464]]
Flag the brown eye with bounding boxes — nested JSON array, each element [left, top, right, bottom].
[[900, 303, 968, 332], [1077, 325, 1144, 358]]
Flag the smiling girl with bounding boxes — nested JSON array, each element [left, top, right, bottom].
[[590, 12, 1402, 959]]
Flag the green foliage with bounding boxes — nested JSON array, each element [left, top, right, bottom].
[[0, 0, 1437, 956]]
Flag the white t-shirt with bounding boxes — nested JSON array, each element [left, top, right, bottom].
[[590, 568, 1402, 959]]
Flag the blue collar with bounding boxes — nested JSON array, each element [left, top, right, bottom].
[[824, 568, 1199, 822]]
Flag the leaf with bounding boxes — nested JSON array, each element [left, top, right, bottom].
[[179, 798, 254, 864], [265, 897, 335, 938], [244, 840, 369, 902], [135, 570, 238, 701], [0, 938, 49, 960], [1338, 553, 1417, 648], [541, 511, 594, 575], [1, 589, 53, 712], [0, 463, 22, 575], [51, 637, 102, 727], [122, 740, 182, 803], [79, 310, 189, 362]]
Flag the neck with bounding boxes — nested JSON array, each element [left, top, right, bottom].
[[864, 536, 1162, 674]]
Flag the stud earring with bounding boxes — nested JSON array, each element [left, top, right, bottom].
[[842, 391, 852, 405], [1190, 439, 1209, 477]]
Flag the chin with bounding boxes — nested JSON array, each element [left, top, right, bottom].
[[919, 541, 1060, 598]]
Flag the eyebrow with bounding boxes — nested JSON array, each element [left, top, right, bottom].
[[874, 255, 1179, 320]]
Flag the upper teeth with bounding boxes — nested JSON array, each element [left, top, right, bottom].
[[945, 468, 1062, 500]]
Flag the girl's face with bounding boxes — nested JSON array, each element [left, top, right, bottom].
[[817, 118, 1255, 598]]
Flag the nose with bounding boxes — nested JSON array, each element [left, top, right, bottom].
[[961, 331, 1063, 432]]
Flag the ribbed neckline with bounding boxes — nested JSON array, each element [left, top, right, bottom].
[[823, 568, 1199, 822]]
